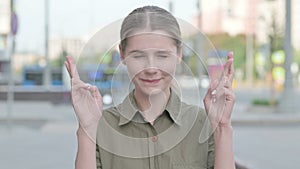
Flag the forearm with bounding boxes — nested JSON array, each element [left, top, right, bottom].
[[213, 124, 235, 169], [75, 127, 97, 169]]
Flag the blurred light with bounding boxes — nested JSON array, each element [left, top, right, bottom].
[[272, 66, 285, 82], [271, 50, 285, 65], [39, 59, 46, 67], [291, 62, 299, 74], [255, 52, 266, 66], [201, 78, 210, 89], [103, 94, 112, 105]]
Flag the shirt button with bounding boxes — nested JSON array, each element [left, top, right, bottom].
[[151, 135, 158, 142]]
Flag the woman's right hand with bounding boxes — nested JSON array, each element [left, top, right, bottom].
[[65, 55, 102, 143]]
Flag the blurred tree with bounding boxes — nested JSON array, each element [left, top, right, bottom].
[[208, 33, 247, 78], [265, 9, 284, 105], [187, 54, 198, 76], [293, 50, 300, 65], [73, 52, 103, 66], [267, 10, 284, 59], [50, 49, 68, 68], [51, 49, 67, 68]]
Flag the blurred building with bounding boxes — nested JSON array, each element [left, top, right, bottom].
[[194, 0, 300, 50], [0, 0, 11, 84], [291, 0, 300, 50], [256, 0, 285, 45], [12, 53, 43, 84], [193, 0, 259, 35], [49, 37, 85, 60], [13, 53, 41, 70]]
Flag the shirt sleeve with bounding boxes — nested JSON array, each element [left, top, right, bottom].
[[96, 144, 102, 169], [207, 133, 215, 169]]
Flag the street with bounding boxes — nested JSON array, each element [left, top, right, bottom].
[[234, 124, 300, 169]]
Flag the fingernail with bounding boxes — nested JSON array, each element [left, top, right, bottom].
[[224, 76, 228, 83], [211, 89, 217, 95], [228, 51, 234, 59], [85, 83, 91, 89]]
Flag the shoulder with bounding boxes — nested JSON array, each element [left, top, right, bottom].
[[103, 106, 120, 116], [180, 102, 206, 117], [180, 102, 207, 125], [100, 106, 121, 126]]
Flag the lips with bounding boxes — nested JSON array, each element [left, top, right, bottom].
[[140, 78, 161, 84]]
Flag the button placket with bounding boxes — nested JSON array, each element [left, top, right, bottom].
[[146, 123, 159, 169]]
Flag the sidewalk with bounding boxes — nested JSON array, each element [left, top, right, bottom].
[[1, 100, 300, 126], [0, 101, 74, 124], [232, 103, 300, 125]]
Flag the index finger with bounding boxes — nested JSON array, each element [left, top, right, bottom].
[[224, 51, 234, 81], [66, 55, 80, 79], [217, 52, 234, 89]]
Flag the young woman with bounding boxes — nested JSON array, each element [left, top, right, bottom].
[[65, 5, 236, 169]]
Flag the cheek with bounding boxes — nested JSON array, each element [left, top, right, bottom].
[[126, 60, 144, 79], [161, 58, 177, 75]]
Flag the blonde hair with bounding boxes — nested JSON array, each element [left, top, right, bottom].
[[120, 6, 182, 53]]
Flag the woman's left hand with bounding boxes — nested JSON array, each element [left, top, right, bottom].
[[203, 52, 235, 128]]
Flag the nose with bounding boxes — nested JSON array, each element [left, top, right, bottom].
[[144, 56, 159, 75], [147, 55, 155, 67], [144, 67, 158, 75]]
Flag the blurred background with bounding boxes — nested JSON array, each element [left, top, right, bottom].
[[0, 0, 300, 168]]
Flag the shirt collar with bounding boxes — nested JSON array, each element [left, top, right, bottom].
[[117, 91, 139, 126], [117, 88, 182, 126], [165, 89, 182, 125]]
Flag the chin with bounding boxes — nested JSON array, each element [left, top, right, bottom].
[[136, 85, 169, 97]]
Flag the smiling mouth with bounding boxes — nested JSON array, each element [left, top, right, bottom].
[[140, 78, 161, 84]]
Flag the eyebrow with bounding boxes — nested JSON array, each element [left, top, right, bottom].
[[127, 49, 174, 55], [127, 50, 145, 55], [155, 50, 174, 54]]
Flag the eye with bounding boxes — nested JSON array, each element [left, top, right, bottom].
[[132, 55, 145, 58], [157, 55, 169, 58]]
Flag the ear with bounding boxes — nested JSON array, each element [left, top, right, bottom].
[[176, 45, 183, 64], [119, 44, 126, 65]]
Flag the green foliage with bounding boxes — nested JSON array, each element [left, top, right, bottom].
[[51, 50, 67, 68], [268, 12, 284, 53], [207, 33, 247, 76], [293, 50, 300, 65], [252, 98, 278, 106], [187, 54, 199, 75], [75, 53, 103, 66]]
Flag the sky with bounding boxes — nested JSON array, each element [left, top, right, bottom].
[[15, 0, 199, 55]]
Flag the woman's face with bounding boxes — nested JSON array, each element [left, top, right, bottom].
[[120, 30, 182, 96]]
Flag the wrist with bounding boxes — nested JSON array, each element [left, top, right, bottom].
[[211, 120, 233, 131], [214, 122, 233, 136], [218, 121, 233, 129], [77, 123, 98, 143], [76, 126, 87, 136]]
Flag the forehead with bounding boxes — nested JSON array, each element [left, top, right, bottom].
[[124, 30, 177, 53]]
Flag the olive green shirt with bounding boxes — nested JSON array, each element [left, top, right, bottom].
[[96, 89, 215, 169]]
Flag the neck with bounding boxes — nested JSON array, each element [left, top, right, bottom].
[[134, 88, 170, 123]]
